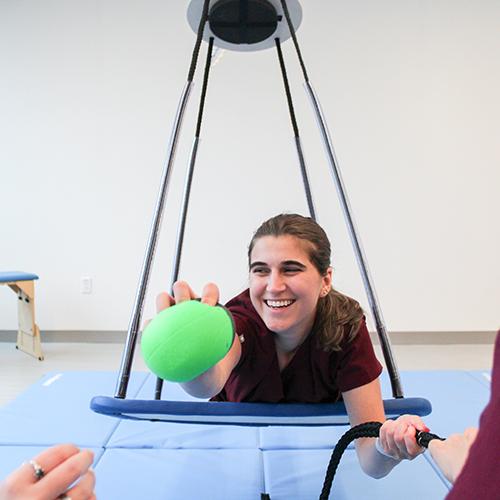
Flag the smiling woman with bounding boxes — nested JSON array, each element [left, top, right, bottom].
[[248, 234, 330, 358], [154, 213, 430, 479]]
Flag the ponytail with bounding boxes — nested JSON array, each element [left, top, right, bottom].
[[313, 289, 364, 351]]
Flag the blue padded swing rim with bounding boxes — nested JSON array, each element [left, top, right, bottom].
[[90, 396, 432, 426]]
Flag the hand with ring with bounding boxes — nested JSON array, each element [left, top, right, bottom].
[[0, 444, 95, 500]]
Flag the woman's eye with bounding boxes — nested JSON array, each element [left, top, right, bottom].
[[252, 268, 269, 275]]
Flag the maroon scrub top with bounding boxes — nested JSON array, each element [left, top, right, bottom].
[[446, 331, 500, 499], [211, 289, 383, 403]]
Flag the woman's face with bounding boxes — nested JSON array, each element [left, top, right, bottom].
[[249, 235, 332, 343]]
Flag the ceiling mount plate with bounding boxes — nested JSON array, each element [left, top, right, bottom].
[[187, 0, 302, 52]]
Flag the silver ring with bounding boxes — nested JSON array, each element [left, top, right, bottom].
[[28, 460, 45, 480]]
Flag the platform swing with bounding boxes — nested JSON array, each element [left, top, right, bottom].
[[91, 2, 438, 493]]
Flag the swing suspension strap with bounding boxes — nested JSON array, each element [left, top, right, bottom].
[[115, 0, 211, 399], [155, 35, 216, 400], [274, 37, 316, 221], [319, 422, 445, 499], [279, 0, 403, 398]]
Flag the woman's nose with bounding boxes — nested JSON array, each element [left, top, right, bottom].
[[266, 271, 286, 292]]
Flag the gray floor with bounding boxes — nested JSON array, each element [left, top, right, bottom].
[[0, 340, 494, 408]]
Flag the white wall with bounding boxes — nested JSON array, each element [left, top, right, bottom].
[[1, 0, 499, 333]]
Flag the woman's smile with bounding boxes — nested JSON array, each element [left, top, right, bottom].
[[249, 235, 332, 346], [264, 299, 296, 309]]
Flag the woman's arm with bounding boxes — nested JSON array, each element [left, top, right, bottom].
[[342, 379, 427, 478], [156, 281, 241, 399], [181, 331, 241, 398], [428, 427, 478, 483]]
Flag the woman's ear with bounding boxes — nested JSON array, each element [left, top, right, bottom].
[[321, 267, 333, 295]]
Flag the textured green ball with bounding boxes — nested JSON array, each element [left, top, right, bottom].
[[141, 300, 234, 382]]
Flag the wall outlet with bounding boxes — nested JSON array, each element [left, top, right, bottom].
[[81, 277, 93, 294]]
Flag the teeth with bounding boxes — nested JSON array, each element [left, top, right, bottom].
[[266, 299, 294, 308]]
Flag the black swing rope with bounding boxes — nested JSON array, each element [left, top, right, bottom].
[[318, 422, 445, 500], [187, 0, 211, 83], [274, 36, 317, 221], [155, 5, 213, 401], [261, 422, 444, 499]]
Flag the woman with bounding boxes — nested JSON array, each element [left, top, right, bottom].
[[157, 213, 427, 478]]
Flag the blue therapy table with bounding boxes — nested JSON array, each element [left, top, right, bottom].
[[0, 370, 490, 499]]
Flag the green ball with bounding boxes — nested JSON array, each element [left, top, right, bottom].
[[141, 300, 235, 382]]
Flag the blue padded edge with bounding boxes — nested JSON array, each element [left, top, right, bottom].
[[0, 271, 39, 283], [90, 396, 431, 426], [107, 375, 261, 449]]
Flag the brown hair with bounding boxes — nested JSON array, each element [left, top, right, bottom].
[[248, 213, 364, 351]]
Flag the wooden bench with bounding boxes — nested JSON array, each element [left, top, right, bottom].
[[0, 271, 44, 360]]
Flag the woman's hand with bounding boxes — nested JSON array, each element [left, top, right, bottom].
[[156, 281, 220, 312], [377, 414, 429, 460], [153, 280, 237, 398], [428, 427, 478, 483], [144, 281, 221, 330], [0, 444, 95, 500]]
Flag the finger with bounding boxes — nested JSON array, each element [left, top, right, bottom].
[[379, 420, 398, 458], [398, 414, 429, 433], [156, 292, 175, 313], [406, 415, 429, 433], [201, 282, 219, 306], [62, 468, 96, 500], [393, 421, 412, 457], [392, 415, 429, 457], [172, 280, 197, 303], [32, 449, 94, 500], [383, 418, 417, 459], [12, 444, 81, 485], [403, 426, 423, 458]]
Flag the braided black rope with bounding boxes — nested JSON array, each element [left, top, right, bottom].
[[417, 430, 445, 448], [320, 422, 382, 500], [275, 37, 299, 137], [195, 37, 215, 138], [274, 36, 317, 220], [280, 0, 309, 82], [187, 0, 211, 82], [319, 422, 445, 500]]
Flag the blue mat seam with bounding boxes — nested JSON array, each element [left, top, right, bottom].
[[98, 372, 152, 450], [465, 370, 491, 390]]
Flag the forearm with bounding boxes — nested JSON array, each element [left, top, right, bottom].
[[180, 364, 227, 399], [356, 438, 401, 479], [342, 382, 427, 479], [180, 333, 242, 398]]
